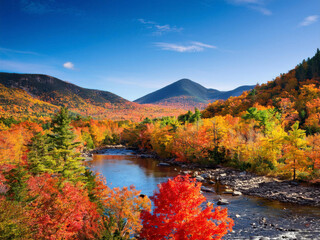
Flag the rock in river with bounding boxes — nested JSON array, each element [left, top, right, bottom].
[[233, 191, 242, 196], [201, 186, 215, 193], [223, 188, 234, 194], [195, 176, 205, 182], [217, 198, 229, 205]]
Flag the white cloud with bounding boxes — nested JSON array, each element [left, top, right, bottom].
[[191, 41, 217, 49], [299, 15, 319, 27], [0, 47, 41, 56], [63, 62, 74, 69], [138, 18, 183, 35], [154, 42, 216, 53], [226, 0, 272, 15], [249, 5, 272, 15], [138, 19, 156, 25]]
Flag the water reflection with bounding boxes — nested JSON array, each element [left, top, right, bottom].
[[90, 154, 179, 196]]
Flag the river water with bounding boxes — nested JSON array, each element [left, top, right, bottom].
[[88, 149, 320, 240]]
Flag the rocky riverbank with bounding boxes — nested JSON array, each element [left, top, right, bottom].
[[154, 158, 320, 207], [190, 168, 320, 207]]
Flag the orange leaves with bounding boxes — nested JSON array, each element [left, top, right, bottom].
[[282, 122, 309, 180], [0, 83, 59, 119], [140, 175, 234, 240], [305, 97, 320, 133], [307, 134, 320, 170], [102, 185, 151, 236], [27, 174, 102, 240], [90, 173, 151, 237], [172, 124, 213, 162], [149, 122, 174, 158], [0, 121, 43, 165]]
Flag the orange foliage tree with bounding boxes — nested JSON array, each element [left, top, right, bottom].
[[0, 122, 42, 164], [90, 174, 151, 238], [27, 174, 102, 240], [282, 122, 309, 180], [140, 175, 234, 240], [307, 134, 320, 176]]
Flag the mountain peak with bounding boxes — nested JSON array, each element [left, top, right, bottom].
[[134, 79, 255, 109], [175, 78, 193, 83]]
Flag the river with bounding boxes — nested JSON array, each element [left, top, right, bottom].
[[88, 148, 320, 240]]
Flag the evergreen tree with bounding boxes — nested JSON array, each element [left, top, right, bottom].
[[178, 110, 194, 123], [190, 107, 201, 123], [49, 107, 85, 182], [28, 132, 57, 174], [4, 165, 30, 202]]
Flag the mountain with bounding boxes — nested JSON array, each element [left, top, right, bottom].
[[202, 49, 320, 123], [0, 73, 185, 120], [0, 72, 128, 107], [134, 78, 255, 109]]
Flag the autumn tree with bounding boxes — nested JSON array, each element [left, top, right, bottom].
[[27, 174, 102, 240], [307, 134, 320, 180], [283, 122, 309, 180], [140, 175, 234, 240], [0, 197, 31, 240]]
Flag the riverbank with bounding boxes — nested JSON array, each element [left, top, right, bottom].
[[90, 147, 320, 207], [161, 158, 320, 207]]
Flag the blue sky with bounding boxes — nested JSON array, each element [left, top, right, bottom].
[[0, 0, 319, 101]]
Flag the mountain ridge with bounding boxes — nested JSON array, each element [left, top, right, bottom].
[[0, 72, 185, 120], [0, 72, 129, 106], [134, 78, 255, 109]]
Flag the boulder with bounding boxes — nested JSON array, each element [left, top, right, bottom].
[[195, 176, 205, 182], [223, 189, 233, 194], [201, 186, 215, 193], [233, 191, 242, 196], [201, 173, 212, 179], [217, 198, 229, 205]]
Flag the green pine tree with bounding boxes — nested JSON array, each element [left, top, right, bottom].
[[28, 132, 58, 174], [49, 107, 85, 182]]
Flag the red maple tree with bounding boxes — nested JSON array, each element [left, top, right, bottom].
[[27, 174, 102, 240], [140, 175, 234, 240]]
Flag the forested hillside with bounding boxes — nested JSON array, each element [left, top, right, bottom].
[[202, 49, 320, 134], [0, 73, 185, 121], [0, 83, 59, 120]]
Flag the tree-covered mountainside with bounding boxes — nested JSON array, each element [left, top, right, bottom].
[[202, 49, 320, 133], [0, 83, 59, 120], [134, 78, 254, 109], [0, 73, 185, 120], [0, 72, 128, 107]]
